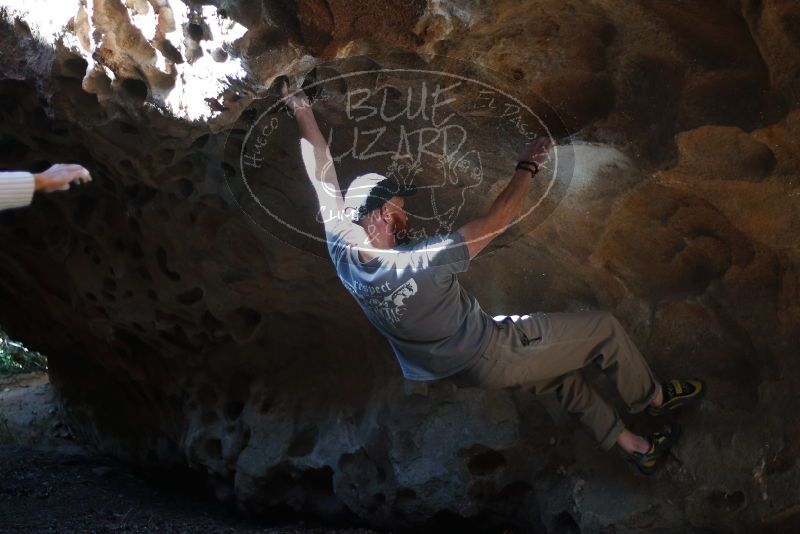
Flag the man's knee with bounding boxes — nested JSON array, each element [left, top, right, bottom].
[[593, 310, 620, 336], [601, 310, 618, 323], [595, 311, 630, 357]]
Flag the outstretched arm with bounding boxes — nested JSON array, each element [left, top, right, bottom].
[[0, 164, 92, 211], [281, 80, 344, 215], [457, 138, 552, 259]]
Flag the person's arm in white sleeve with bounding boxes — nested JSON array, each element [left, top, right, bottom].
[[0, 171, 35, 211], [0, 164, 92, 212]]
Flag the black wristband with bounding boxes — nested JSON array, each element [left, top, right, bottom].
[[516, 160, 539, 175]]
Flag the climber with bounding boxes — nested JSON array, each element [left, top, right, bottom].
[[281, 79, 705, 475], [0, 164, 92, 211]]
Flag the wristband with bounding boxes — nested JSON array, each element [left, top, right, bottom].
[[515, 160, 539, 175]]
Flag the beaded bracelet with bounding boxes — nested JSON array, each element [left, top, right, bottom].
[[515, 160, 539, 175]]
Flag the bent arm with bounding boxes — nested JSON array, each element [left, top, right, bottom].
[[457, 138, 552, 259], [457, 168, 533, 258]]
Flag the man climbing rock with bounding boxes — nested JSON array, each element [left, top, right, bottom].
[[282, 79, 704, 474], [0, 164, 92, 211]]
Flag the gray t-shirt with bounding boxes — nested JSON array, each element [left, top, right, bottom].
[[326, 220, 494, 380]]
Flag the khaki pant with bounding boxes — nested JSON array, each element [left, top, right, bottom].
[[448, 311, 660, 451]]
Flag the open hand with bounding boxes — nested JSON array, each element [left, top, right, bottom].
[[518, 137, 553, 169], [280, 77, 310, 115], [34, 164, 92, 193]]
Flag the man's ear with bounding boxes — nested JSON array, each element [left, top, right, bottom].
[[380, 203, 392, 223]]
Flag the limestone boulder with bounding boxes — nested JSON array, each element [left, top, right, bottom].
[[0, 0, 798, 531]]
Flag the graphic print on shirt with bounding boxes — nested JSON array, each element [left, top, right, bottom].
[[361, 278, 418, 327]]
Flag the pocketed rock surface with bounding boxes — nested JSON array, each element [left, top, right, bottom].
[[0, 0, 798, 532], [0, 372, 380, 533]]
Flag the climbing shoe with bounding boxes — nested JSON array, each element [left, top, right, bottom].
[[627, 423, 681, 475], [646, 378, 705, 416]]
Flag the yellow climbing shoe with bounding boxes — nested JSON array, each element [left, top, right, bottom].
[[647, 378, 705, 416]]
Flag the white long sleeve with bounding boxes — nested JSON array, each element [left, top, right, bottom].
[[0, 171, 35, 211]]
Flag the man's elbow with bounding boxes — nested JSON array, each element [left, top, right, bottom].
[[462, 217, 507, 258]]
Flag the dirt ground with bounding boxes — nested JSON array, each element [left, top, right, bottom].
[[0, 372, 381, 534]]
